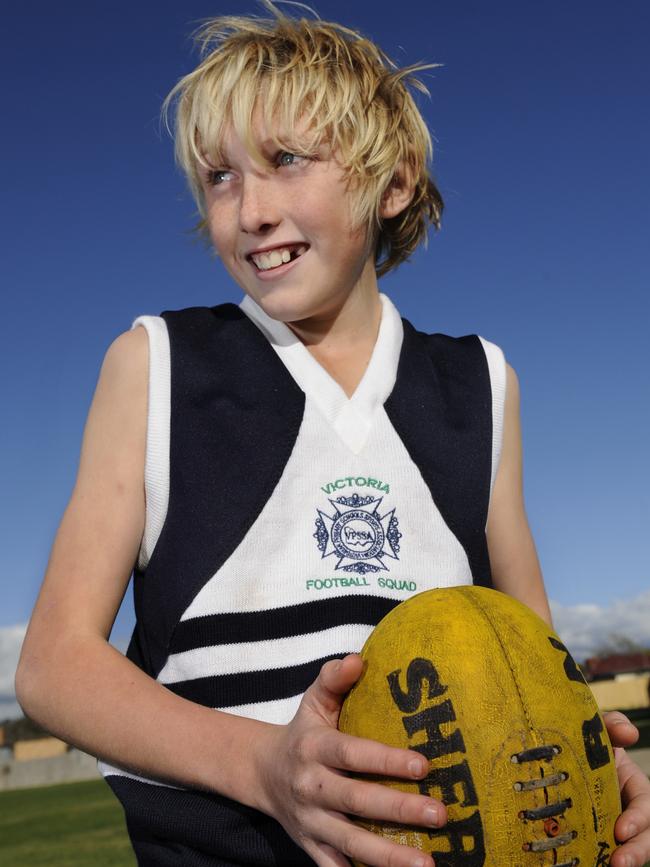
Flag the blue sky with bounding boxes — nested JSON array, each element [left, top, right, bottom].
[[1, 0, 649, 701]]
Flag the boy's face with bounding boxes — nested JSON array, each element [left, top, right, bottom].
[[199, 111, 378, 326]]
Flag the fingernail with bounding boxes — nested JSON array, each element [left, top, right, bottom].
[[424, 804, 440, 826], [410, 857, 429, 867], [408, 757, 426, 776], [626, 822, 638, 838]]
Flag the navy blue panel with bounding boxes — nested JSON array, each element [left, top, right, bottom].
[[107, 777, 314, 866], [128, 305, 306, 678], [385, 323, 493, 586]]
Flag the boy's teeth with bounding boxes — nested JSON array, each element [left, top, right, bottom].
[[252, 245, 306, 271]]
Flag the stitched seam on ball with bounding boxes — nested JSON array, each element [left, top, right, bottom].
[[468, 589, 536, 735]]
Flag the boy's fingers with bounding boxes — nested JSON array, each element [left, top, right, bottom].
[[319, 655, 365, 697], [315, 727, 429, 779], [616, 752, 650, 835], [610, 747, 650, 866], [605, 711, 640, 748], [611, 828, 650, 867], [320, 774, 445, 828], [302, 655, 365, 720], [303, 839, 351, 867], [312, 812, 435, 867]]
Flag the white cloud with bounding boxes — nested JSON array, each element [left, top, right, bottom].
[[551, 589, 650, 662], [0, 624, 26, 701]]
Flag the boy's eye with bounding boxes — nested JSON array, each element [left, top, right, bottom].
[[205, 152, 308, 186], [277, 151, 305, 168], [207, 169, 234, 186]]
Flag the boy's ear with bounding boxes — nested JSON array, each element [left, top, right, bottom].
[[379, 161, 416, 219]]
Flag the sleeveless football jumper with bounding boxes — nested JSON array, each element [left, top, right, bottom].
[[101, 293, 506, 866]]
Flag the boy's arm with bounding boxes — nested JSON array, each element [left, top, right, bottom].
[[486, 363, 552, 624], [14, 326, 246, 790], [15, 328, 444, 867], [486, 362, 650, 867]]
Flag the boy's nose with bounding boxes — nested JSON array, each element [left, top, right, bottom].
[[238, 175, 279, 234]]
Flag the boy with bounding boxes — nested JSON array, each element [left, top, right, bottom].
[[15, 3, 650, 866]]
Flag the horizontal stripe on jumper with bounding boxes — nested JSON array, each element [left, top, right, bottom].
[[172, 594, 399, 653], [159, 623, 376, 683], [165, 654, 345, 708], [219, 692, 302, 723]]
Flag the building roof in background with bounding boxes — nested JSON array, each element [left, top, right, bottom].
[[585, 653, 650, 680]]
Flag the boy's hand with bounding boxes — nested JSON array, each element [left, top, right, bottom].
[[605, 712, 650, 867], [255, 654, 446, 867]]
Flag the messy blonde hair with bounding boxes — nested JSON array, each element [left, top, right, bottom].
[[162, 1, 444, 276]]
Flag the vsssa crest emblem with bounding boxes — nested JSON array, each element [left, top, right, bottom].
[[313, 494, 401, 573]]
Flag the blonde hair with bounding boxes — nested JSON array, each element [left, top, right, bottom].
[[162, 1, 444, 277]]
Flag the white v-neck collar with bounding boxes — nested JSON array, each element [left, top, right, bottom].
[[239, 293, 404, 454]]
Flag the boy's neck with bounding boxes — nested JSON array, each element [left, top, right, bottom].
[[287, 279, 383, 398]]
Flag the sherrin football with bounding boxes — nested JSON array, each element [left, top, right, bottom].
[[338, 586, 621, 867]]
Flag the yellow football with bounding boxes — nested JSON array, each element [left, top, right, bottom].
[[338, 586, 621, 867]]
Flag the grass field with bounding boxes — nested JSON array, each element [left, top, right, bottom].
[[0, 777, 648, 866], [0, 779, 135, 866]]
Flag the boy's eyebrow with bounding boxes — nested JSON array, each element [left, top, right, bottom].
[[259, 135, 302, 149], [202, 130, 322, 170]]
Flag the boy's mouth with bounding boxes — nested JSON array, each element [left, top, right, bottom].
[[247, 244, 309, 272]]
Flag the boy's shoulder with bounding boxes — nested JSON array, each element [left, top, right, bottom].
[[400, 315, 497, 374], [390, 317, 504, 429], [152, 303, 279, 370], [159, 301, 244, 326]]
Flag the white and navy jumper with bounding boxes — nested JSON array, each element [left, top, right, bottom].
[[100, 294, 506, 866]]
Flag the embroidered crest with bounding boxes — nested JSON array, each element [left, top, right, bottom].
[[313, 493, 401, 573]]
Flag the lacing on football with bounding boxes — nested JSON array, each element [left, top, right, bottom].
[[523, 831, 577, 852], [514, 772, 568, 791], [519, 798, 572, 821], [511, 745, 561, 763], [512, 744, 576, 857]]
